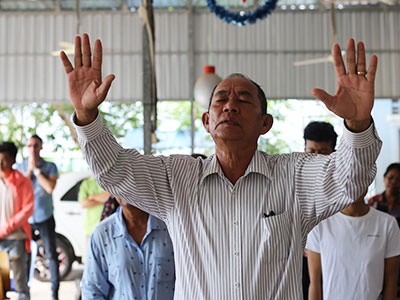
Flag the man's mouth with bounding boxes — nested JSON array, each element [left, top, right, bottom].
[[218, 119, 239, 127]]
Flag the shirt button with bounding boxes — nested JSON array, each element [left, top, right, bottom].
[[233, 220, 238, 225], [234, 251, 239, 256], [234, 282, 240, 288]]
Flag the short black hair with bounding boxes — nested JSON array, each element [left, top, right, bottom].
[[31, 134, 43, 144], [0, 141, 18, 160], [207, 73, 267, 115], [384, 163, 400, 177], [303, 121, 338, 151]]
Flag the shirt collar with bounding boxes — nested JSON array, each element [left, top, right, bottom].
[[113, 207, 164, 239], [243, 150, 271, 178], [200, 150, 271, 184]]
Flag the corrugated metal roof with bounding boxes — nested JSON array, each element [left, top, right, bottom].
[[0, 8, 399, 104], [0, 0, 397, 11]]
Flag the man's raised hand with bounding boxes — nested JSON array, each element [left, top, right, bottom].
[[60, 33, 115, 125], [312, 39, 378, 132]]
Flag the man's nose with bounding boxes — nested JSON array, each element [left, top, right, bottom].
[[223, 98, 239, 113]]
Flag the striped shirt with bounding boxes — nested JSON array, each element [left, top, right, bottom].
[[75, 113, 381, 300]]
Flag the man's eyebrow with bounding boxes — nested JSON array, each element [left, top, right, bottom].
[[214, 90, 228, 96], [214, 90, 253, 97], [237, 90, 252, 97]]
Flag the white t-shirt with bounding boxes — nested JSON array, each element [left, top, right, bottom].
[[0, 178, 26, 240], [306, 207, 400, 300], [0, 178, 15, 229]]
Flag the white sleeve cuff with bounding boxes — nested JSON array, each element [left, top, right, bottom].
[[71, 111, 104, 141], [342, 120, 380, 149]]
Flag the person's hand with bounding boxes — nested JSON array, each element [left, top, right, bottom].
[[312, 39, 378, 132], [27, 156, 37, 171], [60, 33, 115, 125]]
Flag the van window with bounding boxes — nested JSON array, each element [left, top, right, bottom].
[[61, 179, 85, 201]]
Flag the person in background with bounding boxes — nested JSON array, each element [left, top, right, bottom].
[[368, 163, 400, 226], [82, 198, 175, 300], [368, 163, 400, 296], [100, 195, 120, 221], [303, 121, 338, 155], [17, 135, 59, 300], [78, 176, 110, 256], [302, 121, 338, 299], [307, 191, 400, 300], [0, 141, 34, 300]]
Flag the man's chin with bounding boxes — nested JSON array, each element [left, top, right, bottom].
[[211, 133, 244, 143]]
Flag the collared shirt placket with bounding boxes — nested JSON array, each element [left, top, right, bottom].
[[231, 184, 243, 300]]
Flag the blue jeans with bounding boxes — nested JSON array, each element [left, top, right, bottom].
[[31, 216, 59, 298], [0, 239, 30, 300]]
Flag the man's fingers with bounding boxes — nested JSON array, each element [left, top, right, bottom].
[[74, 35, 83, 68], [92, 39, 103, 72], [96, 74, 116, 101], [312, 88, 335, 111], [346, 38, 356, 75], [367, 55, 378, 83], [332, 44, 346, 78], [356, 42, 366, 74], [82, 33, 92, 68], [60, 51, 73, 74]]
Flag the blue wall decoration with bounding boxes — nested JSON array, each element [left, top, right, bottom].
[[207, 0, 279, 26]]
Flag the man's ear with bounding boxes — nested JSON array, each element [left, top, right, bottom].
[[260, 114, 273, 135], [202, 112, 210, 133]]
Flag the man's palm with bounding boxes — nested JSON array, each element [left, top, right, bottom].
[[60, 34, 115, 124]]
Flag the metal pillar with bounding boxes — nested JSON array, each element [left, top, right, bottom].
[[188, 0, 195, 154], [142, 0, 156, 155]]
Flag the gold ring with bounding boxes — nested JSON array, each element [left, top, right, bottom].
[[357, 71, 366, 76]]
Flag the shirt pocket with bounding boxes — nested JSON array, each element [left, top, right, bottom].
[[155, 257, 175, 283], [261, 211, 292, 262]]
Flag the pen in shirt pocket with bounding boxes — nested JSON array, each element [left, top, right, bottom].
[[263, 211, 276, 218]]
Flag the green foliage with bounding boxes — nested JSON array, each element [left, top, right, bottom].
[[100, 102, 143, 139], [0, 102, 144, 158], [0, 104, 63, 154], [257, 99, 292, 154], [157, 101, 202, 132], [0, 99, 293, 159]]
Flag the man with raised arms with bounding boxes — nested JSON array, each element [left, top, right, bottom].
[[61, 34, 381, 299]]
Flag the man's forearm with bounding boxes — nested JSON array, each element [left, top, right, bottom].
[[308, 283, 322, 300], [383, 256, 399, 300], [344, 117, 372, 133], [36, 174, 57, 194], [75, 109, 99, 126], [80, 199, 104, 208], [90, 192, 111, 203]]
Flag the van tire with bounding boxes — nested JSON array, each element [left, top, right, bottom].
[[34, 233, 75, 282]]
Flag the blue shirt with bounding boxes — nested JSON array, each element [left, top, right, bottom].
[[16, 159, 58, 223], [82, 207, 175, 300]]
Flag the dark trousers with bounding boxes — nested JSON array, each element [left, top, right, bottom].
[[31, 216, 59, 298], [0, 239, 30, 300]]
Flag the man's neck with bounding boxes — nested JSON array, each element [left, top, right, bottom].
[[341, 201, 370, 217], [121, 207, 149, 245], [215, 142, 257, 185]]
